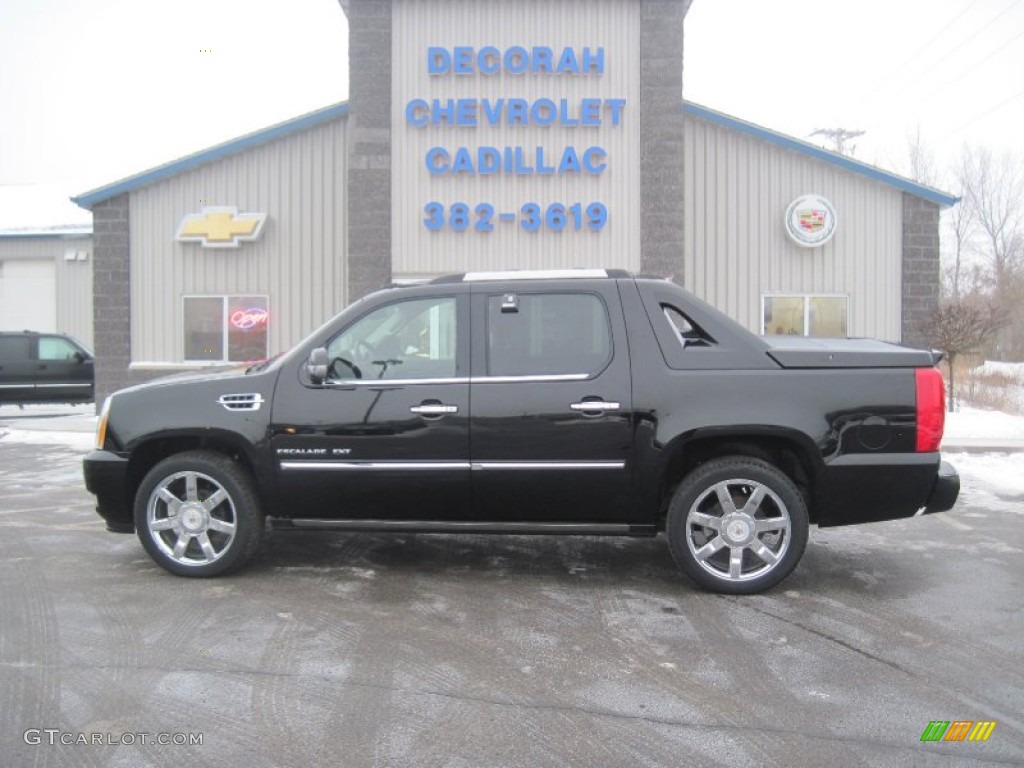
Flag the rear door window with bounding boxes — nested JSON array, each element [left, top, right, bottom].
[[486, 292, 611, 377], [0, 336, 31, 362]]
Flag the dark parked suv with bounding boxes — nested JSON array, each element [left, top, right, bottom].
[[0, 331, 94, 406]]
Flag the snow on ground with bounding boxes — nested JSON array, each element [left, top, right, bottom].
[[972, 360, 1024, 382], [944, 451, 1024, 515], [0, 428, 93, 451], [960, 360, 1024, 414], [0, 404, 96, 451], [944, 405, 1024, 439]]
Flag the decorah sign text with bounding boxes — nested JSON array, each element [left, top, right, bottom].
[[406, 45, 623, 233]]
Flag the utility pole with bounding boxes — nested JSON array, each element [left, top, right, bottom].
[[810, 128, 866, 157]]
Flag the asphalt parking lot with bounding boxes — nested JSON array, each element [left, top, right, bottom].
[[0, 432, 1022, 766]]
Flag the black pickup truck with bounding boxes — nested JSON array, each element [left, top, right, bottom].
[[83, 270, 959, 593]]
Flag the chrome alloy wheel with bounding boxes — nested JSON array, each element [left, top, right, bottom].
[[685, 478, 792, 583], [146, 470, 238, 567]]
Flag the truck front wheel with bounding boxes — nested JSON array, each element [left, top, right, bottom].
[[134, 450, 264, 577], [666, 456, 808, 594]]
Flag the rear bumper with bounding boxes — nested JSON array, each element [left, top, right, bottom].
[[922, 461, 960, 514], [816, 453, 958, 527], [83, 450, 134, 533]]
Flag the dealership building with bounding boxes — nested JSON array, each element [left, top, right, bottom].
[[53, 0, 958, 401]]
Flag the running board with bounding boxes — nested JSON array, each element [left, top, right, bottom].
[[269, 519, 656, 536]]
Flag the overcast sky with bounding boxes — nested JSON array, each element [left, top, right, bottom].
[[1, 0, 1021, 227]]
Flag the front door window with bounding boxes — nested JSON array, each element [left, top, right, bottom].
[[326, 296, 457, 380]]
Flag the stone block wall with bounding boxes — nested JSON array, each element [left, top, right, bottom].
[[346, 0, 393, 301], [901, 193, 941, 348], [90, 195, 164, 403], [640, 0, 687, 279]]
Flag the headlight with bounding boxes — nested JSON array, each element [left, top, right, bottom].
[[95, 396, 112, 450]]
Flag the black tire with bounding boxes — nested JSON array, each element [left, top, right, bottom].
[[666, 456, 808, 594], [134, 450, 263, 577]]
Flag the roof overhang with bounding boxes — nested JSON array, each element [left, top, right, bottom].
[[72, 102, 349, 210], [684, 102, 959, 207]]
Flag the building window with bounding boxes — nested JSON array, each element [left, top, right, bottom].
[[183, 295, 269, 363], [763, 295, 848, 338], [487, 292, 611, 376]]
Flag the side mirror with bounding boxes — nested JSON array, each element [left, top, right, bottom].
[[307, 347, 329, 384]]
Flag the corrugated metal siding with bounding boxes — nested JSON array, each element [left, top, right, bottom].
[[684, 114, 903, 341], [128, 118, 347, 363], [392, 0, 641, 278], [0, 237, 93, 345]]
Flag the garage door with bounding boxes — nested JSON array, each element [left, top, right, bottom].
[[0, 259, 56, 332]]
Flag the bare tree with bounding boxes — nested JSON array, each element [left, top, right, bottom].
[[918, 301, 1009, 411], [956, 146, 1024, 359], [959, 146, 1024, 299], [905, 126, 937, 187], [944, 193, 976, 302]]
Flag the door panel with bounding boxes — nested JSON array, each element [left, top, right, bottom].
[[270, 380, 470, 519], [34, 335, 93, 403], [468, 282, 636, 523], [269, 293, 471, 520], [0, 335, 35, 402]]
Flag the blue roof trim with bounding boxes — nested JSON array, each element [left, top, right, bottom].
[[0, 228, 92, 239], [683, 102, 959, 207], [72, 102, 350, 210]]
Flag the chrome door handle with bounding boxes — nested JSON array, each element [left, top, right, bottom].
[[410, 404, 459, 415], [570, 401, 621, 412]]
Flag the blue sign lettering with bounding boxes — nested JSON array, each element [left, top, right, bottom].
[[424, 146, 608, 176], [427, 46, 606, 76], [418, 44, 618, 235], [406, 97, 627, 127]]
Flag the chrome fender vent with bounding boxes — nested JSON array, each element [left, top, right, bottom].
[[216, 393, 265, 411]]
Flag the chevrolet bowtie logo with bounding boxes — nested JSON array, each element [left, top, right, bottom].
[[176, 206, 267, 248]]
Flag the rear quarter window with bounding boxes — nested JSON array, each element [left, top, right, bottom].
[[0, 336, 31, 362]]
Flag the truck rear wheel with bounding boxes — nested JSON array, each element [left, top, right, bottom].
[[666, 456, 808, 594], [134, 450, 263, 577]]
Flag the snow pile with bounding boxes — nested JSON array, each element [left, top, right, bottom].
[[945, 452, 1024, 510], [944, 405, 1024, 439], [961, 360, 1024, 414], [971, 360, 1024, 382]]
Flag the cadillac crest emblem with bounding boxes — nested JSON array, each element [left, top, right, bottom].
[[785, 194, 837, 247]]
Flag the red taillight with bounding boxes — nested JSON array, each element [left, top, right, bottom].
[[915, 367, 945, 452]]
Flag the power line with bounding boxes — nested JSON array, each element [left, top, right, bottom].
[[870, 0, 982, 91], [912, 27, 1024, 109], [940, 88, 1024, 139], [857, 0, 1024, 140], [863, 0, 1020, 116], [928, 0, 1018, 64]]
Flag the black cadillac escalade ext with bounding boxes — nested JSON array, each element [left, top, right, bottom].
[[83, 270, 959, 593]]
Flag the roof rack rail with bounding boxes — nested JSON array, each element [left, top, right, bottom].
[[432, 268, 631, 284]]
